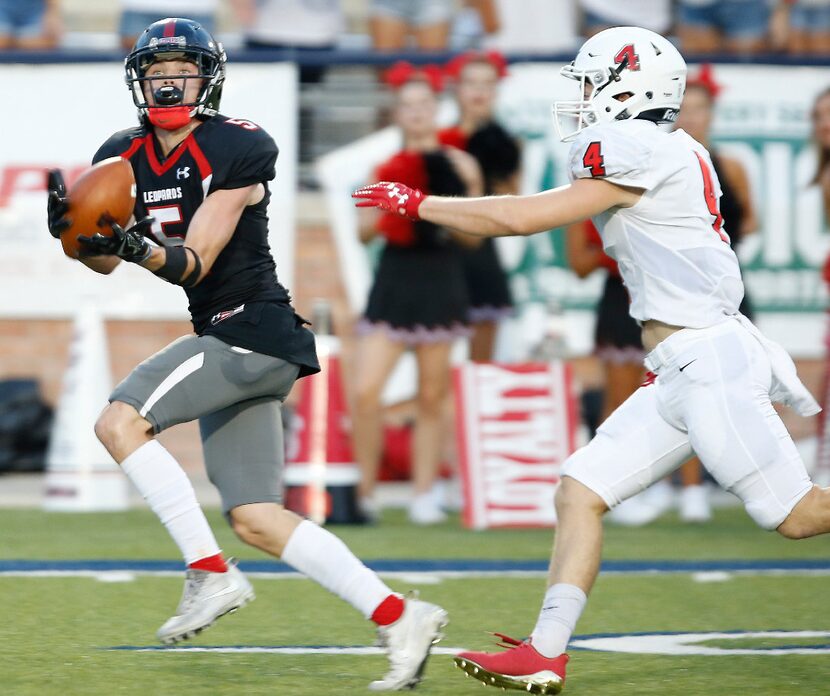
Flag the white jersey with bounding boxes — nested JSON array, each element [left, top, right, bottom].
[[568, 119, 744, 329]]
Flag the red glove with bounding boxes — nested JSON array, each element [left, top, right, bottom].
[[352, 181, 425, 220]]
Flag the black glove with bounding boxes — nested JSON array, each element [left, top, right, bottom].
[[46, 169, 71, 239], [78, 216, 154, 262]]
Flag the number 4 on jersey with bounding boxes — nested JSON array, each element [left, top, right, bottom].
[[582, 141, 606, 177], [694, 152, 729, 243]]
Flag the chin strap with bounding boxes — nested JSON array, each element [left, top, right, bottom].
[[148, 106, 193, 130]]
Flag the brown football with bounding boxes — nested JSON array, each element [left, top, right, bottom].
[[61, 157, 136, 259]]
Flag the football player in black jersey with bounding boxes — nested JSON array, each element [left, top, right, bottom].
[[45, 18, 447, 690]]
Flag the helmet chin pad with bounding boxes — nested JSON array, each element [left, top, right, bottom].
[[148, 105, 192, 130]]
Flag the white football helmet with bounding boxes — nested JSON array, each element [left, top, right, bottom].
[[554, 26, 687, 141]]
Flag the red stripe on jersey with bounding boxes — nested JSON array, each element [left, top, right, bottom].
[[163, 18, 176, 38], [144, 133, 166, 175], [143, 130, 213, 182], [118, 137, 144, 161], [144, 132, 190, 176], [186, 136, 213, 181]]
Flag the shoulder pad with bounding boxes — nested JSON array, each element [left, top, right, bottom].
[[92, 127, 145, 164], [568, 122, 656, 190]]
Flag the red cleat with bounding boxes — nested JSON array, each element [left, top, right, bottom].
[[454, 633, 568, 694]]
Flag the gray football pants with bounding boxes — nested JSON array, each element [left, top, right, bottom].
[[110, 334, 300, 513]]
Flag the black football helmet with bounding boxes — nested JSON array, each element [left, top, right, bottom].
[[125, 17, 226, 125]]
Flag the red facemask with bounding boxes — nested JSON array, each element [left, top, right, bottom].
[[147, 105, 193, 130]]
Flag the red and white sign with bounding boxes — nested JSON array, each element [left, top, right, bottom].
[[454, 362, 578, 529]]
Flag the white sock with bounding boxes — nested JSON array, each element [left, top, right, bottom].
[[121, 440, 221, 565], [281, 520, 394, 618], [530, 583, 587, 657]]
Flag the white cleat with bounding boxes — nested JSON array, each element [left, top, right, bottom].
[[408, 492, 448, 526], [369, 596, 449, 691], [157, 560, 255, 644], [679, 484, 712, 523]]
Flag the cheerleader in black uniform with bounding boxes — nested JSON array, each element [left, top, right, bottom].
[[440, 51, 519, 361], [353, 63, 483, 525]]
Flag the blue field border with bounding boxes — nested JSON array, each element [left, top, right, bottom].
[[105, 627, 830, 654], [1, 558, 829, 573], [106, 640, 830, 653]]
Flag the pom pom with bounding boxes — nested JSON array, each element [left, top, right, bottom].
[[438, 126, 468, 150], [373, 151, 430, 247]]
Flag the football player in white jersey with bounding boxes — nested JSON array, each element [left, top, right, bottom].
[[354, 26, 825, 694]]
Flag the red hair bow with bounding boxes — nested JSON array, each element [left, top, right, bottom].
[[444, 50, 508, 81], [384, 61, 444, 92], [687, 63, 722, 100]]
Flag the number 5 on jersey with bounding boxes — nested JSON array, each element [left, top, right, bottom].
[[583, 141, 607, 177], [146, 204, 185, 245]]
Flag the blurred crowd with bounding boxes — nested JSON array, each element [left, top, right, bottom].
[[2, 0, 830, 57]]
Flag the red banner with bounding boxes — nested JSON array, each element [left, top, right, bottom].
[[454, 362, 578, 529]]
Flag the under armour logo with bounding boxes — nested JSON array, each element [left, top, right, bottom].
[[386, 184, 409, 211], [176, 167, 190, 180]]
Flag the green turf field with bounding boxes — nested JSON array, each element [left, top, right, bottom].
[[1, 506, 828, 695]]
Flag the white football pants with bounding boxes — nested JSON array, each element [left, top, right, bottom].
[[563, 318, 812, 530]]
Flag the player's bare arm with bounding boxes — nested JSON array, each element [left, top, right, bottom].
[[565, 222, 605, 278], [140, 183, 262, 284], [354, 177, 642, 238]]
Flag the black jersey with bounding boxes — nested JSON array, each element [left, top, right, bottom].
[[93, 115, 319, 376]]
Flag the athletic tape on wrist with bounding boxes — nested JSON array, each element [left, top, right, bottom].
[[181, 247, 202, 287], [153, 245, 188, 284], [154, 246, 203, 286]]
